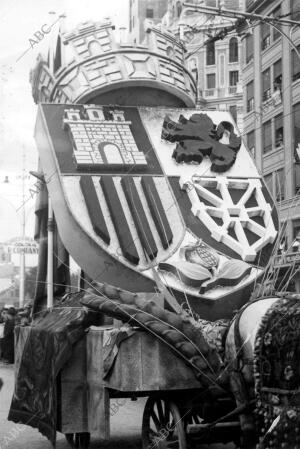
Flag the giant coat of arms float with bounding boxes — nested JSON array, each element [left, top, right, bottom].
[[9, 20, 292, 449], [35, 103, 278, 319]]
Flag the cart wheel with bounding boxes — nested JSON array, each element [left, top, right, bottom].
[[65, 432, 90, 449], [142, 397, 187, 449]]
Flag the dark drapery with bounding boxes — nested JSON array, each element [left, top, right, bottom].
[[8, 296, 94, 447]]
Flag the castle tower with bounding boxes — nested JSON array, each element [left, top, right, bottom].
[[30, 21, 197, 108], [63, 105, 147, 168]]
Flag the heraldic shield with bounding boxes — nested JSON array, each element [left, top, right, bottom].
[[34, 104, 279, 319]]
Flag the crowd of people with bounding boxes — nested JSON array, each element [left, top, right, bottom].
[[0, 304, 32, 364]]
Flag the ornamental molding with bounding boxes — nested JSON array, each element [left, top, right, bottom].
[[30, 21, 197, 107]]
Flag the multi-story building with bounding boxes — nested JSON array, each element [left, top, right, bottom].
[[161, 0, 245, 131], [129, 0, 168, 43], [242, 0, 300, 259]]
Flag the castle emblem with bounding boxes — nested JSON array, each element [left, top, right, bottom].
[[63, 106, 147, 169]]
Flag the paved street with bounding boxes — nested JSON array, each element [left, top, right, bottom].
[[0, 364, 235, 449], [0, 363, 143, 449]]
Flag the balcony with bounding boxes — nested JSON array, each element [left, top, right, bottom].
[[279, 196, 300, 221], [262, 145, 284, 173], [261, 90, 282, 115], [273, 251, 300, 269], [204, 88, 216, 97], [228, 86, 237, 95], [262, 89, 272, 103]]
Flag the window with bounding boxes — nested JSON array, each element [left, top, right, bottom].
[[292, 45, 300, 82], [273, 59, 282, 92], [292, 0, 300, 21], [246, 81, 254, 112], [294, 221, 300, 238], [206, 73, 216, 89], [275, 114, 283, 148], [229, 70, 239, 86], [146, 8, 154, 18], [245, 33, 253, 64], [274, 169, 285, 201], [293, 221, 300, 255], [219, 54, 225, 87], [261, 22, 271, 51], [206, 41, 215, 65], [262, 68, 271, 102], [264, 170, 285, 201], [262, 23, 271, 49], [279, 232, 287, 253], [263, 120, 272, 153], [272, 5, 281, 41], [264, 173, 273, 197], [229, 37, 238, 63], [293, 103, 300, 162], [295, 165, 300, 195], [247, 130, 255, 157], [229, 105, 237, 122]]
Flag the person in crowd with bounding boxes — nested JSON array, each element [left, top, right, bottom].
[[16, 302, 33, 327], [0, 307, 8, 360], [2, 307, 16, 364], [0, 307, 8, 323]]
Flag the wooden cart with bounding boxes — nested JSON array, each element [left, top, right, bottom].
[[58, 326, 243, 449]]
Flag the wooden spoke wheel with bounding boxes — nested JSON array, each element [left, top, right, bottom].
[[65, 432, 90, 449], [142, 397, 187, 449]]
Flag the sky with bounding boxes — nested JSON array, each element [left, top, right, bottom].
[[0, 0, 129, 242]]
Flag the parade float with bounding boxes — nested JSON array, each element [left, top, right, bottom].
[[7, 21, 300, 449]]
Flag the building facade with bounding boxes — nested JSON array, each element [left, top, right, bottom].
[[242, 0, 300, 254], [161, 0, 245, 131], [129, 0, 168, 43]]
